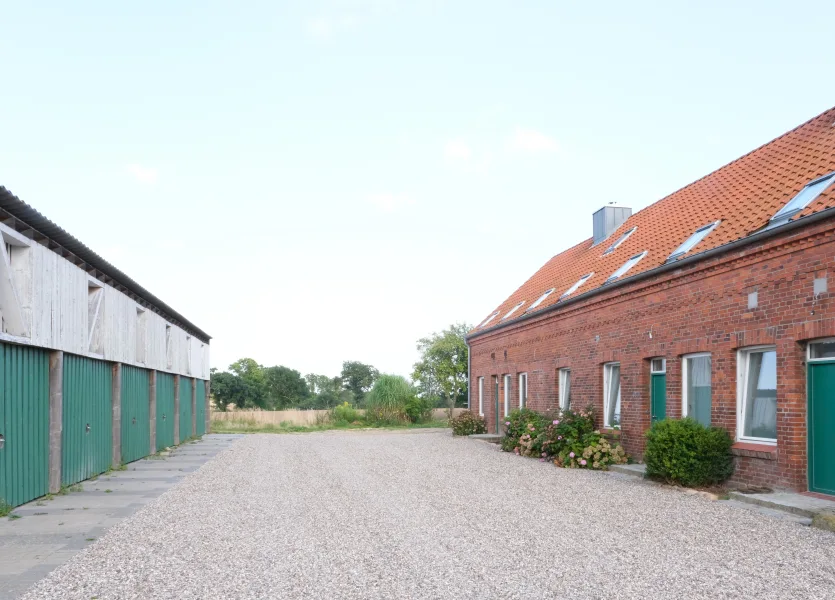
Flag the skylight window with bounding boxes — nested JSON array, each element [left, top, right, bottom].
[[501, 301, 525, 320], [479, 311, 499, 328], [526, 288, 555, 312], [667, 221, 720, 262], [605, 251, 648, 283], [602, 227, 637, 255], [560, 273, 594, 299], [770, 172, 835, 227]]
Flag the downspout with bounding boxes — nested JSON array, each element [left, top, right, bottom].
[[466, 340, 471, 412]]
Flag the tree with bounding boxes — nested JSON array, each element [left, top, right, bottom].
[[340, 361, 379, 405], [412, 324, 471, 416], [211, 367, 266, 411], [226, 358, 268, 408], [305, 373, 345, 408], [264, 366, 309, 409]]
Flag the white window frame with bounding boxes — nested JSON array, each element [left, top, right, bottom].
[[602, 226, 637, 255], [479, 311, 499, 328], [667, 221, 720, 262], [503, 374, 511, 417], [650, 358, 666, 374], [808, 338, 835, 362], [558, 368, 571, 410], [605, 251, 648, 283], [518, 373, 528, 408], [501, 301, 525, 321], [603, 362, 621, 428], [682, 352, 711, 421], [561, 273, 594, 300], [736, 345, 777, 445], [477, 377, 484, 416], [526, 288, 555, 312]]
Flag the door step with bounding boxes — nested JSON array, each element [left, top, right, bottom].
[[727, 490, 835, 519], [468, 434, 502, 444], [719, 499, 813, 526], [609, 463, 647, 478]]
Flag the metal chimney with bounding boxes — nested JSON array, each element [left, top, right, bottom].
[[593, 202, 632, 245]]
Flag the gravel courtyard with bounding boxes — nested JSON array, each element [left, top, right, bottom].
[[21, 430, 835, 600]]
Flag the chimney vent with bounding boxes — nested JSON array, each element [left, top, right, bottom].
[[593, 202, 632, 245]]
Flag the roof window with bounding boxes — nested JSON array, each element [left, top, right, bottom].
[[479, 311, 499, 328], [602, 227, 637, 255], [770, 172, 835, 227], [560, 273, 594, 300], [605, 251, 647, 284], [667, 221, 720, 262], [526, 288, 555, 312], [501, 301, 525, 320]]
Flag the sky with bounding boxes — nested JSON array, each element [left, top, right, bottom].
[[1, 1, 834, 380]]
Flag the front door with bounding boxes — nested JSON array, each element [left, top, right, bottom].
[[650, 359, 667, 425], [808, 342, 835, 494]]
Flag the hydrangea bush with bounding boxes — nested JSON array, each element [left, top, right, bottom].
[[450, 410, 487, 436]]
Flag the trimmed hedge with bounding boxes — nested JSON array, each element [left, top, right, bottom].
[[644, 418, 734, 487]]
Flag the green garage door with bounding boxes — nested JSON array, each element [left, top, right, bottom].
[[179, 377, 193, 442], [195, 379, 206, 436], [0, 344, 49, 507], [62, 355, 112, 486], [121, 366, 150, 464], [156, 372, 175, 450]]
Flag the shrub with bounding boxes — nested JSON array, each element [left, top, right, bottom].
[[364, 375, 414, 424], [554, 432, 627, 470], [404, 397, 433, 423], [500, 408, 548, 452], [450, 410, 487, 436], [644, 418, 734, 487], [331, 402, 362, 425]]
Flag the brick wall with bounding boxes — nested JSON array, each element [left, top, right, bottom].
[[469, 218, 835, 491]]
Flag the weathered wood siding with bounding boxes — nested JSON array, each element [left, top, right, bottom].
[[0, 225, 209, 379]]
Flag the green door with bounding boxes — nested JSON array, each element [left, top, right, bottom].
[[156, 373, 176, 450], [494, 378, 500, 433], [195, 379, 206, 437], [809, 360, 835, 494], [179, 377, 193, 442], [651, 373, 667, 424], [0, 344, 49, 507], [62, 355, 112, 486], [121, 366, 150, 464]]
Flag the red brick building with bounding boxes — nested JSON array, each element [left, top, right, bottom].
[[466, 107, 835, 493]]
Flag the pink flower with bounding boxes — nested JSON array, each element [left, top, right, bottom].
[[541, 452, 547, 457], [553, 420, 560, 425], [540, 458, 545, 462], [505, 421, 510, 426], [557, 436, 562, 440], [580, 459, 587, 466], [569, 452, 575, 458]]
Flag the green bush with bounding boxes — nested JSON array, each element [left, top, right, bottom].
[[330, 402, 362, 425], [501, 408, 548, 452], [644, 418, 734, 487], [404, 397, 433, 423], [554, 432, 627, 469], [364, 375, 414, 424], [450, 410, 487, 436]]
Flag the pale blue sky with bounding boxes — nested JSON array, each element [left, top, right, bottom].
[[1, 1, 833, 378]]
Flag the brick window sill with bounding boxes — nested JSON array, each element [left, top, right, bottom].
[[731, 441, 777, 460]]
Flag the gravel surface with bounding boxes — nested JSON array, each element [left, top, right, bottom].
[[20, 430, 835, 600]]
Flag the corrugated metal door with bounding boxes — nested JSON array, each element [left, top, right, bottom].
[[179, 377, 193, 442], [62, 355, 112, 487], [195, 379, 206, 436], [121, 366, 150, 464], [0, 343, 49, 507], [156, 372, 175, 450]]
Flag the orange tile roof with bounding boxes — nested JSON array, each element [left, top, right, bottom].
[[474, 106, 835, 331]]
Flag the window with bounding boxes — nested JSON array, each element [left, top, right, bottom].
[[136, 307, 147, 364], [88, 280, 104, 354], [477, 377, 484, 416], [503, 374, 511, 417], [165, 324, 173, 369], [667, 221, 720, 262], [501, 301, 525, 320], [558, 368, 571, 410], [560, 273, 594, 300], [650, 358, 666, 373], [518, 373, 528, 408], [526, 288, 555, 312], [479, 311, 499, 328], [605, 251, 647, 283], [683, 353, 711, 426], [603, 363, 621, 428], [809, 339, 835, 361], [770, 172, 835, 227], [0, 233, 30, 337], [602, 227, 637, 255], [737, 347, 777, 443]]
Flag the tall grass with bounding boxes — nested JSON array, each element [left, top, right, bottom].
[[364, 375, 414, 425]]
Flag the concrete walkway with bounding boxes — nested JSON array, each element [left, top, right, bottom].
[[0, 434, 241, 600]]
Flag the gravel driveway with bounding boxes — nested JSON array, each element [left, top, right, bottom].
[[20, 430, 835, 599]]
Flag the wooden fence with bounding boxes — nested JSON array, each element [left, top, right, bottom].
[[210, 408, 465, 426]]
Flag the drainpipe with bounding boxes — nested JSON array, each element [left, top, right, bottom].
[[466, 341, 471, 411]]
